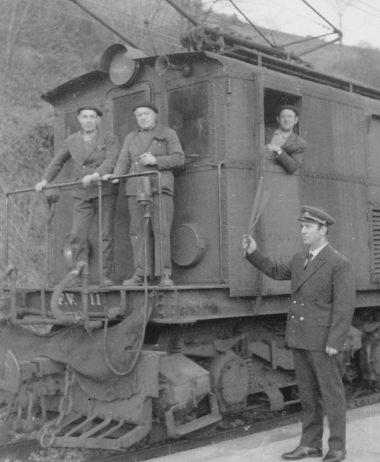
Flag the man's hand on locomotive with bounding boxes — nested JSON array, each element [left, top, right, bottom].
[[242, 234, 257, 254], [102, 173, 119, 184], [325, 346, 339, 356], [35, 179, 48, 192], [102, 152, 157, 185], [82, 172, 101, 188], [266, 143, 282, 156]]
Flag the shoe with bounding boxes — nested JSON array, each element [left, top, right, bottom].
[[323, 449, 346, 462], [160, 275, 174, 286], [282, 446, 323, 460], [101, 277, 114, 287], [123, 274, 144, 286]]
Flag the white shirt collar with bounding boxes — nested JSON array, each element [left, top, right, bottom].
[[309, 242, 328, 259]]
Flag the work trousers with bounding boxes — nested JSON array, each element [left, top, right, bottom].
[[70, 194, 117, 277], [128, 194, 173, 277], [292, 348, 346, 451]]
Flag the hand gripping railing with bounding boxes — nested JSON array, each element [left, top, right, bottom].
[[4, 171, 163, 324]]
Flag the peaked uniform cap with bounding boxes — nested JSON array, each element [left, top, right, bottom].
[[298, 205, 335, 226], [77, 106, 103, 116]]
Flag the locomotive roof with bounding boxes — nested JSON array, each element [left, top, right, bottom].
[[41, 48, 380, 105]]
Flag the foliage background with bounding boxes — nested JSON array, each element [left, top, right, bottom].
[[1, 0, 380, 284]]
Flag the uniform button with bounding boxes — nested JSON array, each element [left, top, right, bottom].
[[300, 317, 304, 321], [293, 301, 297, 304], [301, 303, 304, 307], [291, 315, 295, 319]]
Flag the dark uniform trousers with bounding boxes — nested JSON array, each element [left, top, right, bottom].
[[71, 194, 117, 278], [42, 130, 120, 276], [113, 123, 184, 278], [293, 349, 346, 450], [128, 193, 173, 277], [246, 244, 355, 452]]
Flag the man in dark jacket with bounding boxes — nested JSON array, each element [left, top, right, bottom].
[[106, 100, 185, 286], [266, 105, 307, 174], [242, 206, 355, 462], [35, 106, 120, 286]]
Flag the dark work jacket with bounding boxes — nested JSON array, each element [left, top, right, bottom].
[[113, 124, 185, 196], [247, 244, 355, 351], [266, 130, 307, 174], [43, 130, 120, 200]]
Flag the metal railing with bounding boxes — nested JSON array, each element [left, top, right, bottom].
[[3, 171, 163, 325]]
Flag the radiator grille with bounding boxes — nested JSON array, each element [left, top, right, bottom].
[[369, 203, 380, 282]]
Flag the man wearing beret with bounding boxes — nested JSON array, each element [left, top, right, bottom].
[[242, 206, 355, 462], [106, 100, 184, 286], [266, 105, 307, 174], [35, 107, 120, 286]]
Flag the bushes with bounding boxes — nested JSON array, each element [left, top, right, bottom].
[[0, 107, 54, 286]]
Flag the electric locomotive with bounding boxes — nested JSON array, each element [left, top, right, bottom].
[[0, 27, 379, 450]]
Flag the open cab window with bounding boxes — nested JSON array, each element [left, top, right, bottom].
[[264, 89, 302, 144]]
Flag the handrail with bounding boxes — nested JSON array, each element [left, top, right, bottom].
[[4, 171, 163, 320]]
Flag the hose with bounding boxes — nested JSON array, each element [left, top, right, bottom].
[[103, 213, 152, 376], [50, 262, 88, 322]]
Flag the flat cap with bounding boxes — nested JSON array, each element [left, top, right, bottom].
[[298, 205, 335, 226], [77, 106, 103, 116], [132, 100, 158, 114], [277, 105, 300, 118]]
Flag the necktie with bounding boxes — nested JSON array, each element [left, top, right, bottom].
[[304, 253, 313, 270]]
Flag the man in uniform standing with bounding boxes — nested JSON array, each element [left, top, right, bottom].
[[106, 100, 184, 286], [242, 206, 355, 462], [266, 105, 307, 174], [35, 106, 119, 286]]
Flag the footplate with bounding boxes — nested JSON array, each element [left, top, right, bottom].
[[45, 398, 153, 451]]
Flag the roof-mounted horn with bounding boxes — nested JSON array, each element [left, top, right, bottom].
[[155, 55, 192, 77]]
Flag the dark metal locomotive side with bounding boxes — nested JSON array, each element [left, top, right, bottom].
[[1, 45, 380, 451]]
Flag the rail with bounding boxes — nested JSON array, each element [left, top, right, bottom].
[[3, 171, 163, 325]]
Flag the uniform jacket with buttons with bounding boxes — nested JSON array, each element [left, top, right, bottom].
[[43, 130, 120, 200], [113, 124, 185, 196], [247, 244, 355, 351]]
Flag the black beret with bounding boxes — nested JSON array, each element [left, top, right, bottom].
[[277, 105, 300, 118], [77, 106, 103, 117], [298, 205, 335, 226], [132, 100, 158, 114]]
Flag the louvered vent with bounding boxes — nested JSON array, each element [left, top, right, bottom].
[[369, 203, 380, 282]]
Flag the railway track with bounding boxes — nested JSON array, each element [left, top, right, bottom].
[[1, 385, 379, 462]]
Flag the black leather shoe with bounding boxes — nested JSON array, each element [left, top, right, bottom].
[[323, 449, 346, 462], [282, 446, 323, 460]]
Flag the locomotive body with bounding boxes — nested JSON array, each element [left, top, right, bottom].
[[1, 41, 380, 450]]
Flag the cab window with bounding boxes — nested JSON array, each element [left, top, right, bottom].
[[168, 83, 209, 158]]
